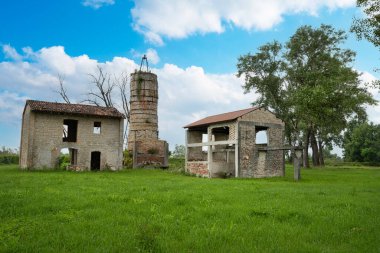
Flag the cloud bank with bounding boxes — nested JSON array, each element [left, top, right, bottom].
[[0, 45, 254, 149], [82, 0, 115, 9], [131, 0, 356, 45]]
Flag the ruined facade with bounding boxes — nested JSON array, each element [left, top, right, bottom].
[[20, 100, 124, 171], [184, 107, 285, 178], [127, 71, 168, 167]]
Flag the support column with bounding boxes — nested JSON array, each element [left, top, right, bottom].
[[207, 127, 212, 177], [235, 122, 239, 178], [293, 148, 302, 181]]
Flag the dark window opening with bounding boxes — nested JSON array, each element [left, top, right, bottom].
[[70, 148, 78, 166], [93, 122, 101, 134], [63, 119, 78, 142], [91, 151, 101, 171], [212, 126, 230, 141]]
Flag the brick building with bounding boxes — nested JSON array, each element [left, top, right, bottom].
[[20, 100, 124, 171], [184, 107, 285, 178]]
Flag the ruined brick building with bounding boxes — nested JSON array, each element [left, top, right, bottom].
[[184, 107, 285, 178], [20, 100, 124, 170], [127, 71, 168, 167]]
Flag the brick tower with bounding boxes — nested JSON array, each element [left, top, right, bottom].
[[128, 56, 168, 167]]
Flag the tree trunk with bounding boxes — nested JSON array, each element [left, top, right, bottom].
[[303, 128, 310, 168], [310, 130, 320, 167], [318, 139, 325, 167]]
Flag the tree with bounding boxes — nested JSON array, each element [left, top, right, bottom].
[[351, 0, 380, 48], [343, 122, 380, 163], [237, 24, 376, 167], [56, 74, 71, 104], [56, 66, 131, 145], [171, 144, 186, 158]]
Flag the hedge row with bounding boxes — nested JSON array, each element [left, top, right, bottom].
[[0, 154, 19, 164]]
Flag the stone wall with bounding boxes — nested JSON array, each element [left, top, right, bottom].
[[238, 120, 284, 178], [239, 108, 284, 126], [20, 107, 123, 170], [186, 161, 209, 177]]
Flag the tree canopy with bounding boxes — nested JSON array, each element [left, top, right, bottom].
[[351, 0, 380, 49], [237, 24, 376, 167], [343, 122, 380, 163]]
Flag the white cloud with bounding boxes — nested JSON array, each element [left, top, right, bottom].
[[0, 91, 29, 124], [131, 0, 356, 43], [146, 49, 160, 65], [2, 44, 23, 61], [0, 45, 254, 149], [131, 48, 160, 65], [82, 0, 114, 9], [1, 44, 378, 151]]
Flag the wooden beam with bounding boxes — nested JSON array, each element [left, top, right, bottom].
[[186, 140, 237, 148]]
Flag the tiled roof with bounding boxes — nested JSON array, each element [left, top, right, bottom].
[[26, 100, 125, 118], [184, 107, 258, 128]]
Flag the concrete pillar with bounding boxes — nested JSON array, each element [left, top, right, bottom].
[[293, 148, 302, 181]]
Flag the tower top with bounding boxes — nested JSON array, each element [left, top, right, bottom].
[[139, 54, 149, 72]]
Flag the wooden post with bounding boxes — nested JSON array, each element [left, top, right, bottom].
[[235, 122, 239, 178], [163, 141, 168, 168], [207, 127, 212, 177]]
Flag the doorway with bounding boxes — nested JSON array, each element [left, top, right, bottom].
[[91, 151, 101, 171]]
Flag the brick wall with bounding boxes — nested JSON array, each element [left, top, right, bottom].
[[186, 161, 209, 177], [20, 108, 123, 170]]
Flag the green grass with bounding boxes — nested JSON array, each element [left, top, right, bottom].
[[0, 162, 379, 252]]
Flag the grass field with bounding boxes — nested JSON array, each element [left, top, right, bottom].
[[0, 162, 379, 252]]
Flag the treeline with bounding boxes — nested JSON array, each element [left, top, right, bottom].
[[0, 146, 19, 165], [237, 24, 377, 167]]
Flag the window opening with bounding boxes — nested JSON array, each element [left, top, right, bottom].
[[255, 126, 268, 145], [63, 119, 78, 142], [93, 122, 101, 134]]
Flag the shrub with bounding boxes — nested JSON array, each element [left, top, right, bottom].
[[58, 154, 70, 170], [0, 154, 19, 164], [123, 149, 133, 168]]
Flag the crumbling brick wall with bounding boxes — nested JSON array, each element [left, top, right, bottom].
[[128, 71, 168, 167], [20, 105, 124, 170]]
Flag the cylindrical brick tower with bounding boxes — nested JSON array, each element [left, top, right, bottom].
[[128, 71, 159, 150]]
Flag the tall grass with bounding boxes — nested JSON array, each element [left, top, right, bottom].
[[0, 163, 379, 252]]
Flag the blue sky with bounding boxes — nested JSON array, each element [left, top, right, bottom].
[[0, 0, 379, 153]]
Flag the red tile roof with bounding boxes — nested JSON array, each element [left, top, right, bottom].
[[26, 100, 125, 118], [184, 107, 258, 128]]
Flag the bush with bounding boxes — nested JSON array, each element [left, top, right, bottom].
[[0, 154, 19, 164], [123, 149, 133, 168], [167, 157, 186, 174], [58, 154, 70, 170]]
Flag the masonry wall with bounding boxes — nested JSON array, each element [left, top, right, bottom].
[[20, 105, 34, 168], [20, 109, 123, 170], [238, 120, 284, 178], [128, 71, 168, 167]]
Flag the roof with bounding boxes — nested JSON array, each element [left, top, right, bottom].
[[184, 107, 258, 128], [26, 100, 125, 119]]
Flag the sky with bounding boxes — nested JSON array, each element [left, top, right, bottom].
[[0, 0, 379, 154]]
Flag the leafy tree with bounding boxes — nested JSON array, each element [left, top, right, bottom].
[[351, 0, 380, 48], [171, 144, 186, 158], [343, 122, 380, 163], [237, 24, 376, 167]]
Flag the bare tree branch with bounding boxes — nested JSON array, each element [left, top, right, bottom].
[[55, 74, 71, 104]]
